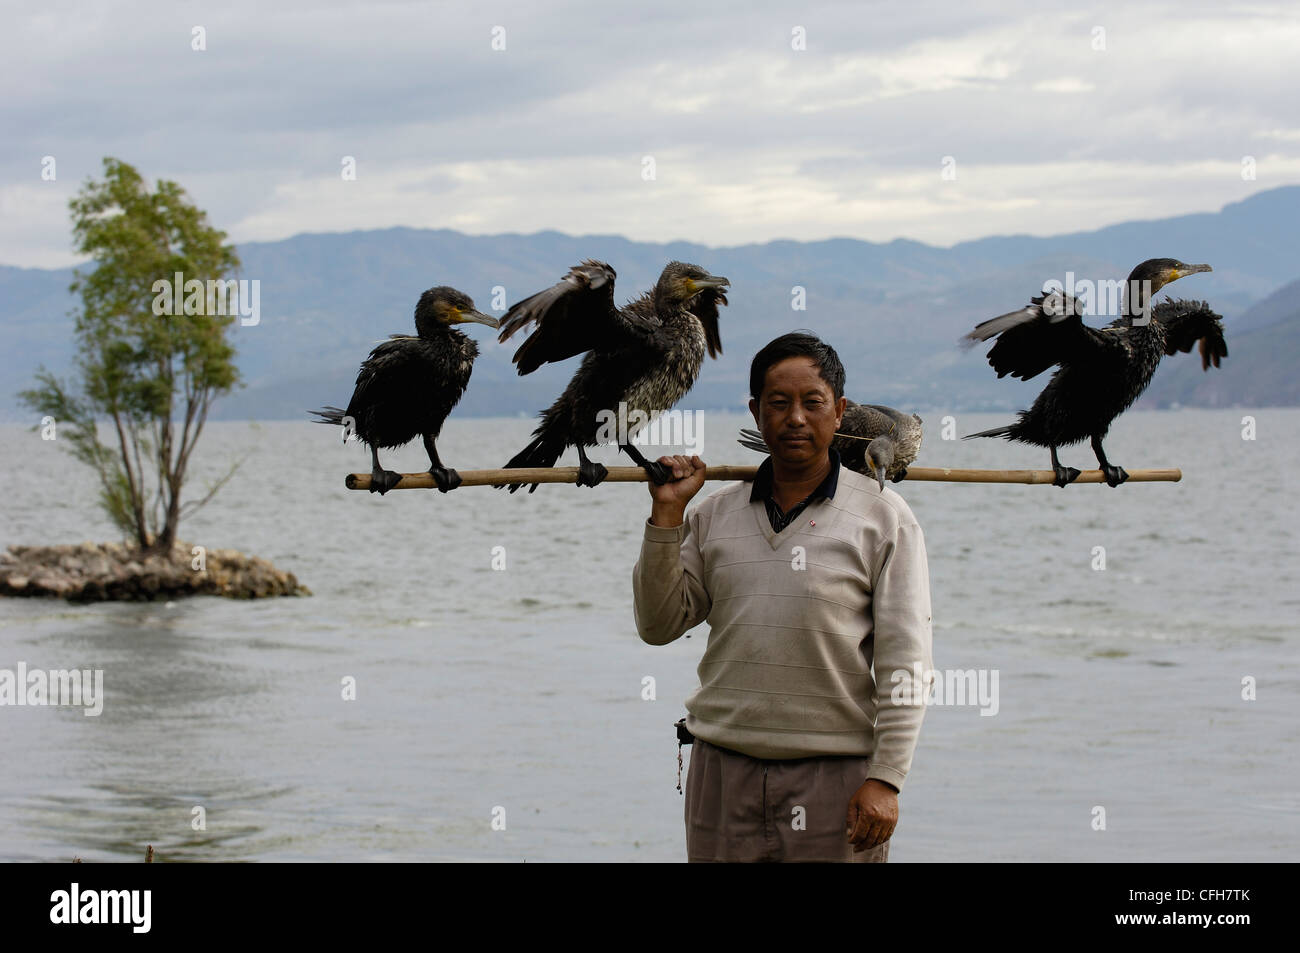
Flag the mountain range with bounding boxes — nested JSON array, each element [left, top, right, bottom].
[[2, 185, 1297, 423]]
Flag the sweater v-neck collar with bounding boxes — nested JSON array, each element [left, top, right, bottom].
[[750, 448, 841, 548], [753, 500, 822, 548]]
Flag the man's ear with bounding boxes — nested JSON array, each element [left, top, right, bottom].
[[835, 395, 847, 426], [748, 397, 759, 425]]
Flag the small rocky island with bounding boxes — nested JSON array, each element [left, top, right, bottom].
[[0, 540, 310, 602]]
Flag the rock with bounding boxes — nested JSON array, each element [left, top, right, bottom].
[[0, 540, 309, 603]]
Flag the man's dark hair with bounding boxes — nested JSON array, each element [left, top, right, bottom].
[[749, 332, 845, 402]]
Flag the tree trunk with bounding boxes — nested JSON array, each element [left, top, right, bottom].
[[147, 489, 182, 558], [111, 410, 149, 550]]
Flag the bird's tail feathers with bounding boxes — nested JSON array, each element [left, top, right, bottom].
[[501, 430, 566, 494], [309, 406, 353, 443], [962, 424, 1014, 440], [308, 406, 347, 425], [736, 428, 770, 455]]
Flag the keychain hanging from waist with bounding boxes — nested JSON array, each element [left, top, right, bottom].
[[674, 718, 694, 793]]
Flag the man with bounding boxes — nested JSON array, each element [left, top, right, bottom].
[[632, 332, 933, 863]]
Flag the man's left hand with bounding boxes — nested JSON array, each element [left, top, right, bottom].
[[846, 779, 898, 851]]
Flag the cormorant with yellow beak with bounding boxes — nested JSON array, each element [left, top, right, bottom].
[[498, 259, 728, 491], [311, 286, 498, 494], [962, 258, 1225, 487]]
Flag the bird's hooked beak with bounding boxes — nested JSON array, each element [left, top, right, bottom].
[[866, 436, 890, 492], [454, 308, 500, 329], [1166, 263, 1212, 286], [688, 275, 730, 295]]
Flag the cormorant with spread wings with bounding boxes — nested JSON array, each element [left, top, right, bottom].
[[497, 260, 728, 492], [962, 258, 1225, 487]]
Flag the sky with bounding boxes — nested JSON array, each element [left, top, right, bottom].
[[3, 0, 1299, 268]]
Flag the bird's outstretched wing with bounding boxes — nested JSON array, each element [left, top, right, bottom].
[[1150, 298, 1227, 370], [497, 260, 660, 375], [962, 291, 1126, 380]]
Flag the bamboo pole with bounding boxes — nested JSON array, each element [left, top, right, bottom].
[[345, 466, 1182, 490]]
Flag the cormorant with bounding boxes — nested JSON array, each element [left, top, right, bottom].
[[739, 401, 923, 491], [961, 258, 1225, 487], [310, 287, 498, 494], [497, 259, 729, 492]]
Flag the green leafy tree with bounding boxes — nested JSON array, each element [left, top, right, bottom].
[[20, 157, 243, 556]]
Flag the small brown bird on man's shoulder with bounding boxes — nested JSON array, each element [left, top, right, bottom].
[[740, 400, 923, 491]]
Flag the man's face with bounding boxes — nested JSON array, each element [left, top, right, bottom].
[[748, 356, 846, 469]]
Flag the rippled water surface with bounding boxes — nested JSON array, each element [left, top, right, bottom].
[[1, 410, 1296, 861]]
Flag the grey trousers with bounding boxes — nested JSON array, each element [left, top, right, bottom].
[[684, 739, 891, 863]]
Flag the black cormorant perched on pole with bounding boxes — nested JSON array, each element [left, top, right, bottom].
[[497, 259, 729, 492], [310, 287, 498, 494], [961, 258, 1225, 487], [738, 401, 923, 491]]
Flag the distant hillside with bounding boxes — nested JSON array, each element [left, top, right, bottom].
[[2, 185, 1297, 421], [1141, 285, 1300, 408]]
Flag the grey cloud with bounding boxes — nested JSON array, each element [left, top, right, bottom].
[[1, 0, 1296, 266]]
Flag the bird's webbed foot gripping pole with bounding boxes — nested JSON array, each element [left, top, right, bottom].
[[1048, 447, 1082, 489], [344, 465, 1182, 492]]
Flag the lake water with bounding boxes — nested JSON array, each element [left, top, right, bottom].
[[1, 409, 1296, 861]]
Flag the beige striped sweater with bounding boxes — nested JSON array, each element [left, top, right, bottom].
[[632, 465, 933, 791]]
